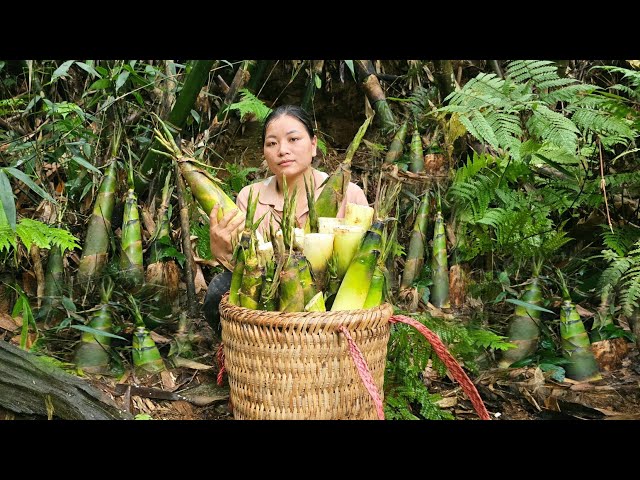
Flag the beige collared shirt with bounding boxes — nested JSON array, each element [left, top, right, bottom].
[[236, 167, 369, 238]]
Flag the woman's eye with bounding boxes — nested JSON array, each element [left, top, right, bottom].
[[290, 137, 299, 142]]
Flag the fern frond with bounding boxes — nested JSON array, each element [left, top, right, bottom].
[[227, 89, 272, 123], [593, 65, 640, 88], [448, 173, 497, 220], [445, 73, 511, 109], [571, 107, 635, 141], [527, 105, 579, 151], [2, 219, 79, 254], [453, 152, 495, 184], [0, 224, 18, 252], [541, 84, 599, 104], [485, 111, 523, 155], [506, 60, 560, 86], [458, 110, 501, 150], [599, 250, 633, 291], [601, 224, 640, 256], [610, 84, 640, 101]]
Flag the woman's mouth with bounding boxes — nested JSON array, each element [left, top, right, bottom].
[[279, 160, 294, 167]]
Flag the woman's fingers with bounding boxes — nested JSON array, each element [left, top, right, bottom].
[[209, 204, 220, 226], [227, 210, 246, 234]]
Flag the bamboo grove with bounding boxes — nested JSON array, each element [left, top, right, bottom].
[[1, 60, 640, 419]]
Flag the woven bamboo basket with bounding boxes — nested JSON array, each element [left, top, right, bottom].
[[219, 293, 393, 420]]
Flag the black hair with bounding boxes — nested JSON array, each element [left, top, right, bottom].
[[262, 105, 315, 144]]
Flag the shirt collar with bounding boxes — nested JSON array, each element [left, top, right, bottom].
[[258, 168, 328, 213]]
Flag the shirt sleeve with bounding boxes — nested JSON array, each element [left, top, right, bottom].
[[346, 182, 369, 206], [235, 185, 250, 213]]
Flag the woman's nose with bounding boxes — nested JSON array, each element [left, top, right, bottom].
[[278, 143, 291, 156]]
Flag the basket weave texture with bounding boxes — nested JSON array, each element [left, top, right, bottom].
[[219, 293, 393, 420]]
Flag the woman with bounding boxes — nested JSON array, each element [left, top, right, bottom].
[[203, 105, 369, 330]]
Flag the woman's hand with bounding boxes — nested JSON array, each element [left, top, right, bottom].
[[209, 205, 246, 271]]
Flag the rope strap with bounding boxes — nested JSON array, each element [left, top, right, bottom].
[[338, 325, 386, 420], [216, 342, 226, 387], [388, 315, 491, 420]]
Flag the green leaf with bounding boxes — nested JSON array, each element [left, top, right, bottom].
[[0, 170, 17, 230], [190, 109, 200, 124], [344, 60, 356, 81], [76, 61, 100, 78], [61, 296, 76, 312], [51, 60, 75, 82], [314, 73, 322, 89], [70, 156, 101, 174], [88, 78, 111, 90], [5, 167, 55, 203], [134, 413, 154, 420], [506, 298, 555, 314], [132, 91, 144, 107], [70, 324, 126, 341], [115, 71, 130, 92], [539, 363, 565, 382]]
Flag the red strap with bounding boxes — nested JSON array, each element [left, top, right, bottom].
[[338, 325, 386, 420], [216, 342, 226, 386], [389, 315, 491, 420]]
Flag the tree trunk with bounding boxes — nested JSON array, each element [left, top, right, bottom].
[[432, 60, 455, 101], [0, 340, 132, 419]]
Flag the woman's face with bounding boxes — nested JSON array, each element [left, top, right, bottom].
[[263, 114, 317, 181]]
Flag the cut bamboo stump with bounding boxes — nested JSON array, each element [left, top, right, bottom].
[[0, 340, 132, 420]]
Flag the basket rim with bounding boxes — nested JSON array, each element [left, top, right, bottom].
[[219, 292, 393, 331]]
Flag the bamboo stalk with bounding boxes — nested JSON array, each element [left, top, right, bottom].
[[119, 188, 144, 287], [174, 162, 198, 315], [78, 160, 118, 284], [430, 211, 450, 308], [400, 192, 430, 289], [132, 326, 166, 374], [136, 60, 215, 194], [40, 244, 64, 326], [560, 300, 601, 381], [384, 120, 408, 164], [315, 115, 373, 218], [408, 121, 424, 173], [354, 60, 397, 133], [363, 266, 385, 309], [498, 277, 542, 368]]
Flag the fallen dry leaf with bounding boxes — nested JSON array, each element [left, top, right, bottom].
[[0, 313, 20, 331], [575, 304, 594, 317], [173, 356, 213, 370], [193, 263, 208, 294]]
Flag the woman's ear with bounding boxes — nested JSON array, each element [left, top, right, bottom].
[[311, 135, 318, 157]]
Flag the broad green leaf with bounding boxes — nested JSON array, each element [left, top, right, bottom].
[[0, 170, 16, 230], [190, 109, 200, 124], [314, 73, 321, 89], [61, 296, 76, 312], [70, 324, 126, 341], [89, 78, 111, 90], [5, 167, 55, 202], [51, 60, 75, 82], [539, 363, 566, 382], [76, 61, 100, 78], [344, 60, 356, 81], [506, 298, 555, 314], [71, 156, 101, 174], [132, 91, 144, 106], [115, 71, 130, 92]]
